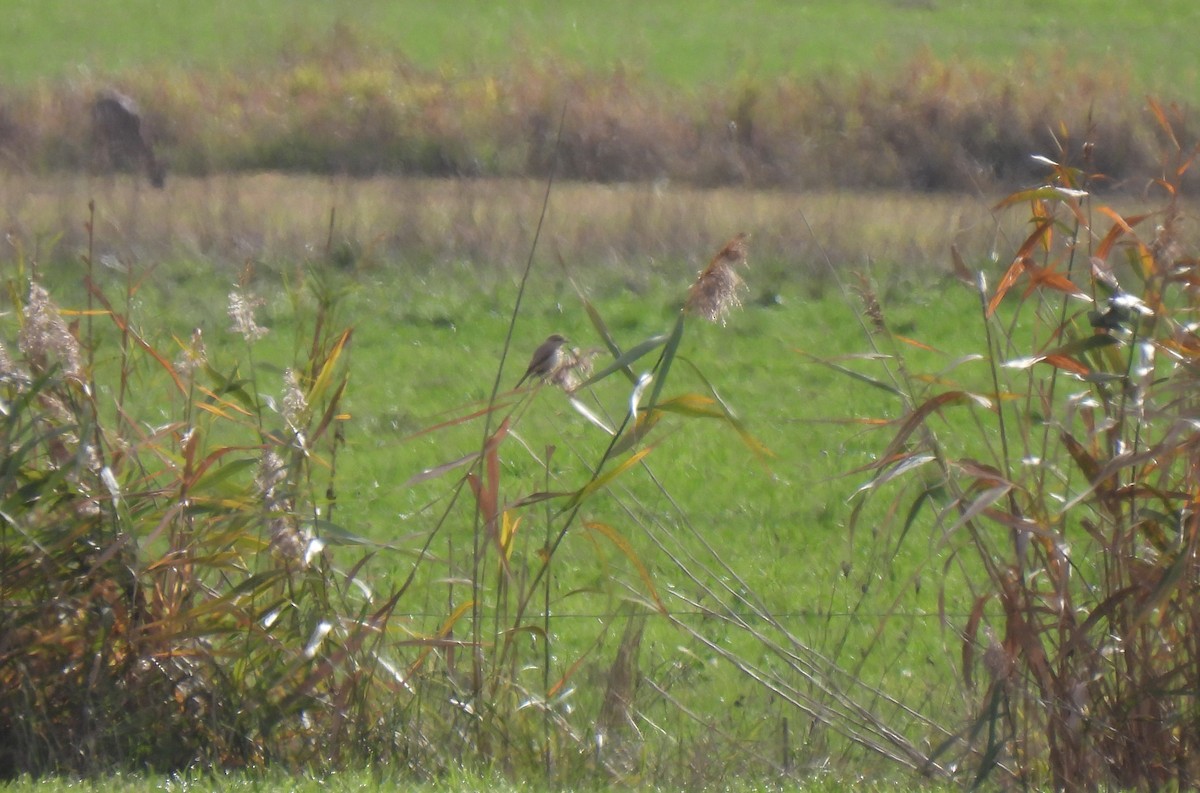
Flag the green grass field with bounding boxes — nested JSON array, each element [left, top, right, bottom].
[[6, 0, 1200, 98], [3, 2, 1198, 789]]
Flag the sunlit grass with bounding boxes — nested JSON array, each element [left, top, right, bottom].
[[4, 0, 1199, 97]]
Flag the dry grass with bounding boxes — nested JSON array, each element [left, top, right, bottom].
[[1, 172, 1023, 283]]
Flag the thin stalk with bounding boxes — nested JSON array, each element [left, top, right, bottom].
[[542, 444, 555, 780], [471, 102, 567, 704]]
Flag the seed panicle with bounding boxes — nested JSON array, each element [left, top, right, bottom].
[[685, 232, 750, 325]]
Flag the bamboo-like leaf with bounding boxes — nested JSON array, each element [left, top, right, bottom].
[[583, 520, 666, 614], [184, 445, 261, 491], [797, 350, 902, 396], [666, 359, 775, 461], [406, 599, 475, 679], [568, 395, 615, 434], [1040, 354, 1090, 375], [577, 329, 670, 389], [548, 646, 595, 699], [1065, 429, 1099, 479], [961, 594, 992, 690], [402, 451, 480, 488], [1147, 96, 1180, 149], [88, 279, 187, 396], [878, 391, 976, 468], [189, 456, 258, 493], [610, 410, 663, 456], [308, 377, 348, 445], [499, 510, 520, 560], [569, 446, 654, 508], [402, 400, 514, 442], [1060, 431, 1119, 515], [855, 453, 936, 496], [987, 218, 1056, 315], [647, 314, 686, 412], [306, 518, 424, 550], [198, 368, 258, 413], [894, 334, 939, 352], [309, 328, 352, 403], [953, 458, 1008, 486], [502, 624, 548, 643], [653, 393, 722, 418], [582, 297, 635, 384], [1022, 263, 1089, 300], [467, 417, 509, 532], [943, 484, 1014, 539], [993, 186, 1072, 210], [1004, 334, 1119, 372], [1132, 538, 1195, 631], [986, 257, 1027, 317], [172, 570, 292, 618]]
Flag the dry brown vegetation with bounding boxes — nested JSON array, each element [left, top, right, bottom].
[[0, 171, 1025, 282], [0, 35, 1190, 193]]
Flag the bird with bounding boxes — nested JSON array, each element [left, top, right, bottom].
[[516, 334, 567, 388]]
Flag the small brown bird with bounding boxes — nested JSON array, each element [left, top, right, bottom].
[[516, 334, 568, 388]]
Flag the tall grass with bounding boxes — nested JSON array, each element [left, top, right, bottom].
[[1, 189, 859, 785], [0, 212, 394, 776], [840, 103, 1200, 788]]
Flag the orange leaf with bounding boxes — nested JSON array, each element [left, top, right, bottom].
[[1041, 354, 1089, 376], [1023, 263, 1087, 299], [987, 257, 1027, 317], [894, 334, 938, 352], [1147, 96, 1180, 149], [878, 391, 975, 466]]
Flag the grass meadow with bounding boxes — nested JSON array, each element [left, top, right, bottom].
[[6, 3, 1200, 791], [2, 178, 991, 789], [5, 0, 1200, 94]]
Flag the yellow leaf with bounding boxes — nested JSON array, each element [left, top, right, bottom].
[[499, 510, 521, 560], [583, 521, 666, 614], [571, 447, 654, 506]]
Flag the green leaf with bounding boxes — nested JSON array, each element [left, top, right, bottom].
[[647, 314, 686, 412], [577, 331, 672, 389], [797, 350, 903, 396]]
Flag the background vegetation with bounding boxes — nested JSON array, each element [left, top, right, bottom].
[[3, 2, 1199, 191], [4, 3, 1200, 791]]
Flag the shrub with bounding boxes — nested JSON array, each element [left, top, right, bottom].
[[0, 222, 382, 776]]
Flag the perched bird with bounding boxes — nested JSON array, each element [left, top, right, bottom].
[[516, 334, 567, 388]]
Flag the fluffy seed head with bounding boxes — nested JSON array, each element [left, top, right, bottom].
[[685, 233, 750, 325], [228, 290, 268, 342], [20, 282, 84, 380]]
